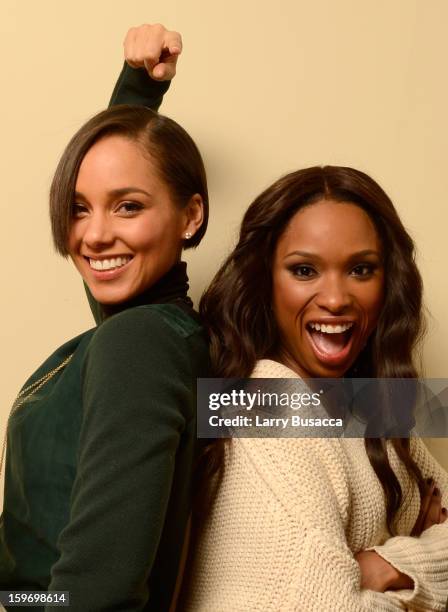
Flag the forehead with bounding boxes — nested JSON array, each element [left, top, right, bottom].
[[76, 134, 157, 190], [275, 199, 381, 257]]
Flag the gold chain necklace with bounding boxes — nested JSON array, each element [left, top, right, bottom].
[[0, 354, 74, 477]]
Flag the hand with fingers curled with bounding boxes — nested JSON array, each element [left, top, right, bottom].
[[124, 23, 182, 81], [355, 477, 447, 593], [411, 477, 447, 536]]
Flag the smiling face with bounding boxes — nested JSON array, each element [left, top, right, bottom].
[[68, 134, 193, 305], [272, 199, 385, 378]]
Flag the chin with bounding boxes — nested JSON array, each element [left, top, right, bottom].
[[314, 367, 346, 379], [87, 285, 135, 305], [308, 358, 354, 379]]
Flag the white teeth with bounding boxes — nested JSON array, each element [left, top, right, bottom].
[[309, 322, 353, 334], [89, 256, 132, 271]]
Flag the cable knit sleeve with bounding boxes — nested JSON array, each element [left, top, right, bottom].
[[369, 438, 448, 611], [243, 438, 410, 611], [185, 436, 407, 611]]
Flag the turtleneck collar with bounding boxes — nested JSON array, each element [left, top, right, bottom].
[[85, 261, 193, 325]]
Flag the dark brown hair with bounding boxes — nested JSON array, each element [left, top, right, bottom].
[[50, 105, 208, 255], [200, 165, 425, 534]]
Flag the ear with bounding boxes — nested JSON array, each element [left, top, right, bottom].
[[181, 194, 204, 241]]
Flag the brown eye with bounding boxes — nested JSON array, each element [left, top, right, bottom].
[[72, 203, 88, 217], [117, 201, 144, 215], [292, 265, 317, 278], [351, 264, 375, 277]]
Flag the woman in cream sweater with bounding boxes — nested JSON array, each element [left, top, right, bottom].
[[180, 166, 448, 611]]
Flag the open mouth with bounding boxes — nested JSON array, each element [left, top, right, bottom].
[[306, 321, 355, 365]]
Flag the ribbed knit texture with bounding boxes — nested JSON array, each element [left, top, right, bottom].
[[181, 360, 448, 611]]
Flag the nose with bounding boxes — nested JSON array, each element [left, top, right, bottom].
[[314, 273, 353, 313], [83, 212, 115, 250]]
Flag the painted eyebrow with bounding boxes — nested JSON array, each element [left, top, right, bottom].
[[74, 187, 153, 199], [284, 249, 381, 260]]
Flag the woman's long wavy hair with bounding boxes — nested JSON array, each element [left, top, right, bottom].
[[199, 165, 426, 535]]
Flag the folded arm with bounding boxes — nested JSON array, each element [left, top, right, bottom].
[[208, 439, 406, 612], [369, 439, 448, 611]]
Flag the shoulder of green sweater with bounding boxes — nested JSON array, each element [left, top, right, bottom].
[[94, 303, 204, 340], [84, 304, 208, 375]]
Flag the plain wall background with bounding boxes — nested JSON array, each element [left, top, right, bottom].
[[1, 0, 447, 486]]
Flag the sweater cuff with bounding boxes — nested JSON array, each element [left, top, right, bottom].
[[108, 62, 171, 109], [361, 588, 408, 611], [369, 530, 448, 611]]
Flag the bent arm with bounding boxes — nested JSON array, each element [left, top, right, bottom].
[[251, 439, 407, 611], [47, 309, 194, 611], [369, 439, 448, 611]]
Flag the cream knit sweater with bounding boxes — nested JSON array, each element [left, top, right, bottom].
[[181, 360, 448, 611]]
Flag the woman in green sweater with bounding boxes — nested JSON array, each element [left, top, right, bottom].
[[0, 25, 209, 611]]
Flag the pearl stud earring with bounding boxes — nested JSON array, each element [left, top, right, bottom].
[[184, 232, 193, 239]]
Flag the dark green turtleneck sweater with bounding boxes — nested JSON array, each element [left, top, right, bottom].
[[0, 68, 209, 611]]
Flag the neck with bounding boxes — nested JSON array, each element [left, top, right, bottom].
[[86, 261, 193, 324]]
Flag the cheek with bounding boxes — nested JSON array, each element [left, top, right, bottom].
[[272, 274, 307, 330], [125, 219, 164, 251], [133, 212, 183, 252], [67, 224, 81, 256], [362, 279, 385, 329]]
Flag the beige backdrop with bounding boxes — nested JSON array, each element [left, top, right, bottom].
[[1, 0, 447, 490]]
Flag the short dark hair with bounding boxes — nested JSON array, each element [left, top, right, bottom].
[[50, 105, 209, 255]]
